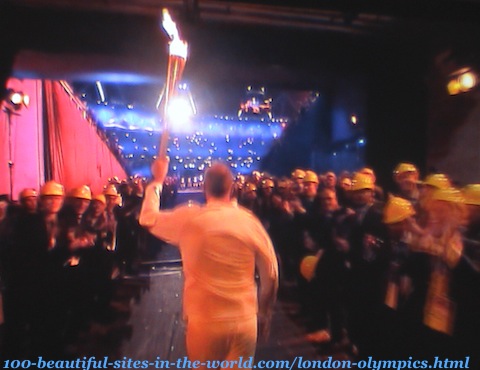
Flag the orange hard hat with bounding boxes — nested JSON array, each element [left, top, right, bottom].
[[19, 188, 38, 199], [383, 196, 416, 224], [350, 172, 375, 191], [40, 181, 64, 197], [69, 185, 92, 200]]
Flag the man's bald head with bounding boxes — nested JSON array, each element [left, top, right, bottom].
[[204, 163, 234, 199]]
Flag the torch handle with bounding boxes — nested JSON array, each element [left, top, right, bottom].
[[158, 129, 170, 158]]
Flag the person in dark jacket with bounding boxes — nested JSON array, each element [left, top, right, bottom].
[[343, 172, 388, 358]]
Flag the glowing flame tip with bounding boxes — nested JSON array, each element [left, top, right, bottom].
[[162, 9, 179, 41]]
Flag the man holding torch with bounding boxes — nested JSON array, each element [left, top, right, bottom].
[[139, 10, 278, 369], [140, 157, 278, 369]]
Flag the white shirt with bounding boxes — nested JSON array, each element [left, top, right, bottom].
[[140, 182, 278, 322]]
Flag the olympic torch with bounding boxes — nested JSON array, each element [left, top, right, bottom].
[[158, 9, 188, 158]]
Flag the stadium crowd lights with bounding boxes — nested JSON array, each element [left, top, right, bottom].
[[85, 88, 288, 179], [104, 114, 285, 178]]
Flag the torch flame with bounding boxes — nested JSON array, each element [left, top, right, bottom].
[[162, 9, 188, 59], [157, 8, 189, 158], [162, 9, 179, 41]]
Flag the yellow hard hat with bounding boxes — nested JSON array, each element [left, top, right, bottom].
[[261, 179, 275, 188], [303, 170, 319, 184], [291, 169, 306, 180], [277, 178, 291, 189], [103, 184, 119, 197], [40, 181, 64, 197], [359, 167, 375, 177], [432, 187, 465, 203], [350, 172, 375, 191], [462, 184, 480, 206], [244, 182, 257, 192], [69, 185, 92, 200], [92, 194, 106, 205], [383, 196, 416, 224], [236, 175, 246, 183], [19, 188, 38, 199], [109, 176, 121, 184], [393, 162, 418, 176], [299, 255, 319, 282], [421, 173, 452, 190]]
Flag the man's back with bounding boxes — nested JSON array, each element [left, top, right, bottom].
[[179, 202, 274, 321], [140, 159, 278, 365]]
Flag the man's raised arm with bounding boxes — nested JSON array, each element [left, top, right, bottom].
[[139, 157, 198, 246]]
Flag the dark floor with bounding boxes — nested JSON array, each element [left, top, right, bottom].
[[54, 243, 355, 368], [0, 190, 355, 368]]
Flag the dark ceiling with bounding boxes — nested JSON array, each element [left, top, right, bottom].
[[2, 0, 479, 179], [1, 0, 479, 119], [4, 0, 480, 87]]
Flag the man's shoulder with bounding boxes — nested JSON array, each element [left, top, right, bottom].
[[204, 202, 264, 226], [174, 201, 202, 213], [235, 203, 263, 221]]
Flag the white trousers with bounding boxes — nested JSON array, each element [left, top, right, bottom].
[[186, 316, 257, 370]]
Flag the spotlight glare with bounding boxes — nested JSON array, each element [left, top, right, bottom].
[[447, 68, 478, 95], [7, 90, 29, 110], [459, 72, 476, 91], [168, 96, 193, 127], [10, 92, 23, 105], [447, 79, 461, 95]]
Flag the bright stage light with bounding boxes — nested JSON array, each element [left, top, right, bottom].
[[10, 92, 23, 105], [168, 96, 193, 126], [5, 89, 29, 111], [459, 72, 476, 90], [447, 68, 478, 95]]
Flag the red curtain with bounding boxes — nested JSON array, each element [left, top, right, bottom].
[[43, 80, 127, 194], [0, 78, 44, 199]]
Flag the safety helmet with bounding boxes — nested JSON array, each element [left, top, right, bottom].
[[432, 187, 465, 203], [244, 182, 257, 192], [109, 176, 121, 184], [303, 170, 319, 184], [103, 184, 119, 197], [350, 172, 375, 191], [299, 255, 320, 282], [40, 181, 64, 197], [462, 184, 480, 206], [19, 188, 38, 199], [92, 194, 106, 205], [291, 169, 306, 180], [393, 162, 418, 176], [358, 167, 376, 182], [277, 178, 291, 189], [359, 167, 375, 177], [261, 179, 275, 188], [383, 196, 416, 224], [69, 185, 92, 200], [421, 173, 452, 190], [236, 174, 246, 183]]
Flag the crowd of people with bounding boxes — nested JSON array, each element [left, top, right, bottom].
[[1, 161, 480, 364], [234, 163, 480, 362], [0, 177, 151, 359]]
